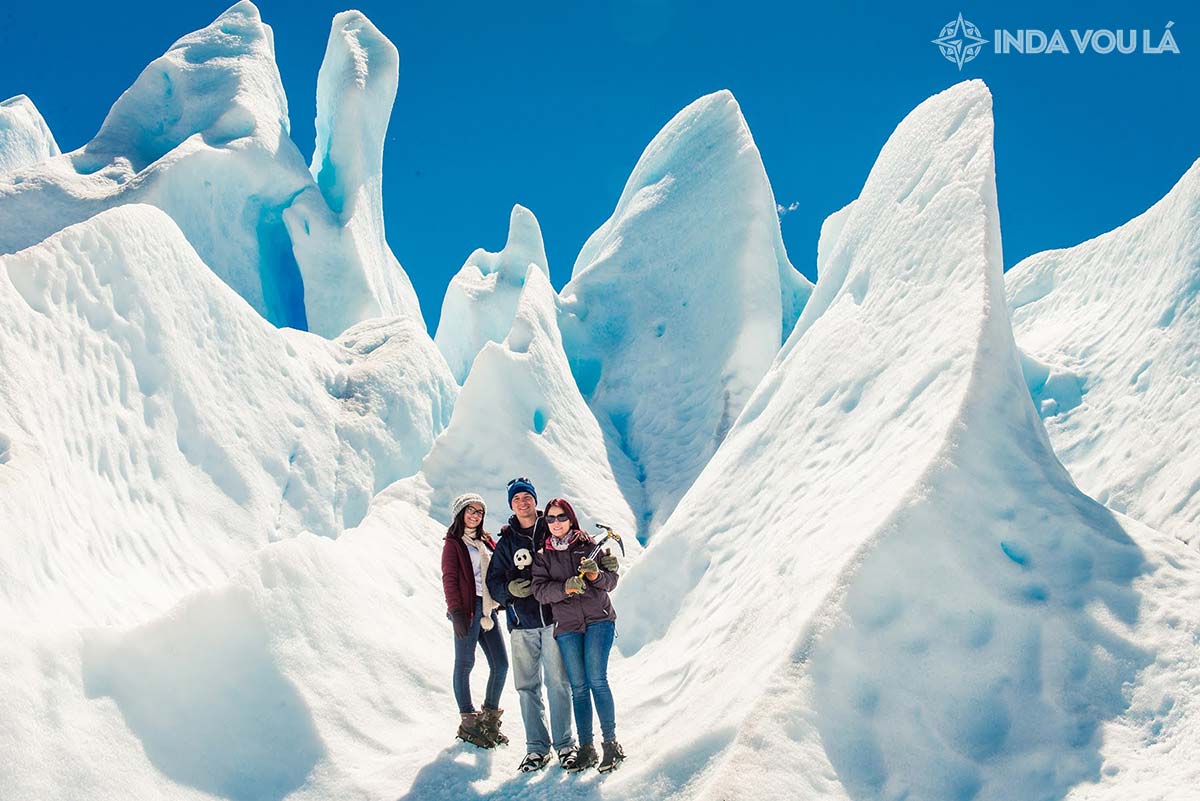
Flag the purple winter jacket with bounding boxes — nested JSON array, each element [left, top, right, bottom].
[[531, 531, 618, 637]]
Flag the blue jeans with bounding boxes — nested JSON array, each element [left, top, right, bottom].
[[556, 620, 616, 745], [452, 598, 508, 714], [510, 625, 574, 754]]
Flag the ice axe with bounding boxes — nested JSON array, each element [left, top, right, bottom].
[[576, 523, 625, 579]]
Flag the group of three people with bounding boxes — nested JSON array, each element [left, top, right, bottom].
[[440, 477, 625, 774]]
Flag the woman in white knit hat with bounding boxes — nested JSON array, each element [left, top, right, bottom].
[[441, 492, 509, 748]]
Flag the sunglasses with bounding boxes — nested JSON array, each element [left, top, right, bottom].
[[545, 513, 571, 523], [464, 506, 484, 516]]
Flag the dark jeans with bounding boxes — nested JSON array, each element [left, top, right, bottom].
[[556, 620, 615, 745], [452, 597, 508, 714]]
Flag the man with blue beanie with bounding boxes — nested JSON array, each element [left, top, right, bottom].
[[487, 477, 577, 772]]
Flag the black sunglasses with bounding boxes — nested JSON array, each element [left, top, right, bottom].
[[545, 513, 571, 523]]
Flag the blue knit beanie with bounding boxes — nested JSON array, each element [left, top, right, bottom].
[[507, 477, 537, 507]]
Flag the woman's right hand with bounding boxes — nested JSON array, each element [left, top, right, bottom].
[[449, 610, 469, 637], [564, 575, 586, 595]]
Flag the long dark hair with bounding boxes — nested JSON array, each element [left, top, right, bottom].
[[446, 504, 490, 542], [543, 497, 584, 538]]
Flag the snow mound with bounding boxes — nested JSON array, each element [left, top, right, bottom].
[[0, 3, 420, 336], [410, 265, 638, 535], [2, 491, 457, 801], [1007, 157, 1200, 543], [0, 204, 454, 627], [561, 89, 812, 535], [0, 95, 61, 175], [606, 80, 1152, 801], [434, 204, 550, 383]]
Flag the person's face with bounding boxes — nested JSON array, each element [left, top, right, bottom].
[[462, 504, 484, 526], [546, 505, 570, 537], [511, 492, 536, 517]]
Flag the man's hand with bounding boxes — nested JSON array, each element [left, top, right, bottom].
[[508, 578, 533, 598]]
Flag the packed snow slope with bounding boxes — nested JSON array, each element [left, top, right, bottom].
[[595, 79, 1176, 801], [0, 204, 455, 628], [409, 263, 638, 536], [560, 90, 813, 536], [0, 2, 420, 336], [0, 95, 61, 175], [434, 204, 550, 384], [1007, 158, 1200, 545]]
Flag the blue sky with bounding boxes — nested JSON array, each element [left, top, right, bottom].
[[2, 1, 1196, 332]]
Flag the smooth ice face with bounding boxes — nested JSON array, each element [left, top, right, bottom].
[[1007, 158, 1200, 544], [0, 205, 455, 628], [561, 89, 812, 536], [609, 80, 1147, 801], [0, 95, 61, 175], [413, 265, 637, 536], [286, 10, 423, 337], [434, 204, 550, 383], [0, 3, 422, 337]]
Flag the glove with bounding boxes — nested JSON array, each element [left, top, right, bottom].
[[449, 610, 469, 638], [579, 557, 599, 580], [508, 578, 533, 598], [600, 552, 619, 573], [565, 575, 586, 595]]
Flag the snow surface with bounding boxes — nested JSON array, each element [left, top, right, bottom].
[[0, 95, 61, 175], [1007, 159, 1200, 544], [0, 2, 419, 336], [1, 5, 1198, 798], [561, 90, 813, 535], [434, 204, 550, 384], [0, 204, 454, 628]]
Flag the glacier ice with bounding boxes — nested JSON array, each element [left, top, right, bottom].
[[410, 263, 638, 537], [0, 204, 454, 627], [560, 89, 813, 535], [284, 10, 423, 337], [1007, 158, 1200, 544], [434, 204, 550, 384], [609, 80, 1154, 801], [0, 2, 421, 337], [0, 95, 61, 175], [1, 5, 1198, 796]]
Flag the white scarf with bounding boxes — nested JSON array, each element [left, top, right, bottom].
[[464, 527, 499, 631]]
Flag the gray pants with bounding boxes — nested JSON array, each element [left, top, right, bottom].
[[509, 625, 574, 754]]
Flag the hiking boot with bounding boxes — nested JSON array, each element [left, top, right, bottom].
[[570, 743, 598, 772], [478, 706, 509, 746], [518, 751, 551, 773], [598, 739, 625, 773], [456, 712, 496, 749], [557, 746, 579, 770]]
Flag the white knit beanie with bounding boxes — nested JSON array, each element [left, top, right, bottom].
[[451, 493, 486, 521]]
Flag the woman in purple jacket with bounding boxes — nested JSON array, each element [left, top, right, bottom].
[[531, 498, 625, 773]]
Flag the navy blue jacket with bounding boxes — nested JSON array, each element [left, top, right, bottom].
[[486, 513, 555, 630]]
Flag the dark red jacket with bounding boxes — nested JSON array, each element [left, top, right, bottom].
[[442, 532, 495, 626], [531, 531, 618, 637]]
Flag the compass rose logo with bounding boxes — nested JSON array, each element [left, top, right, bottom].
[[932, 13, 989, 70]]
